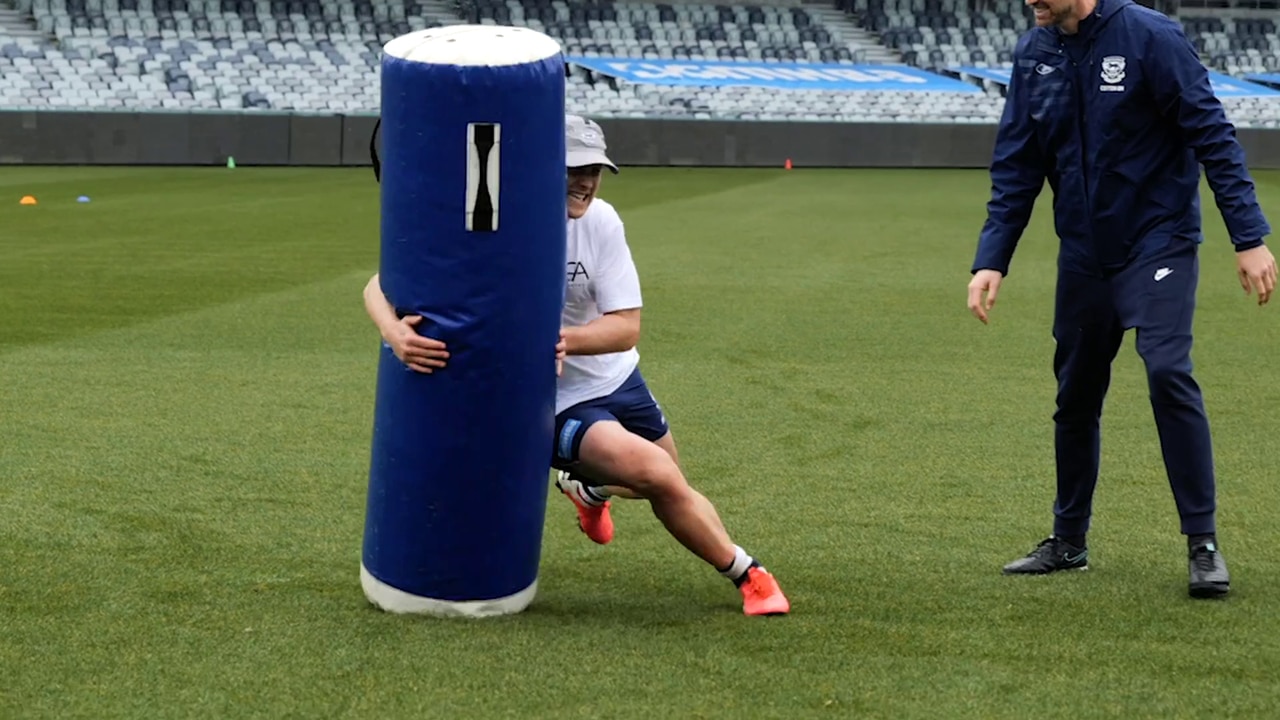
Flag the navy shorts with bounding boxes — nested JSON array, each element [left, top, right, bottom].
[[552, 367, 669, 472]]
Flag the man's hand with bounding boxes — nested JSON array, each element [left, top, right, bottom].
[[968, 269, 1005, 324], [555, 330, 566, 377], [1237, 244, 1277, 306], [384, 315, 449, 373]]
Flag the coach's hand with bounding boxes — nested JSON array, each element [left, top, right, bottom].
[[1237, 244, 1277, 306], [386, 314, 449, 373], [968, 269, 1005, 324]]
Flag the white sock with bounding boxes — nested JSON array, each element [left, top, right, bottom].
[[717, 545, 755, 584], [564, 473, 610, 507], [582, 483, 612, 504]]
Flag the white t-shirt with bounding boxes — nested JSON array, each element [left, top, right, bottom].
[[557, 197, 643, 415]]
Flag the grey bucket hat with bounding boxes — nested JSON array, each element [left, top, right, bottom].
[[566, 114, 619, 173]]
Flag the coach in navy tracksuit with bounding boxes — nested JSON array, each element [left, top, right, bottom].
[[966, 0, 1277, 598]]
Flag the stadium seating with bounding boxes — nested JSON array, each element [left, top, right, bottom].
[[838, 0, 1263, 73], [0, 0, 1278, 126], [462, 0, 872, 63], [566, 79, 1004, 120], [1181, 15, 1280, 75], [0, 0, 1007, 120], [840, 0, 1024, 70]]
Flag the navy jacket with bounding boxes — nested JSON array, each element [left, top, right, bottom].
[[973, 0, 1271, 276]]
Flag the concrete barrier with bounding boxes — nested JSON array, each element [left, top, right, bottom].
[[3, 110, 1280, 169]]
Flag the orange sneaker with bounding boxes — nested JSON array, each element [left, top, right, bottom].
[[739, 566, 790, 616], [555, 471, 614, 545]]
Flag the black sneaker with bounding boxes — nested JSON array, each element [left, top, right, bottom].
[[1188, 539, 1230, 599], [1002, 536, 1089, 575]]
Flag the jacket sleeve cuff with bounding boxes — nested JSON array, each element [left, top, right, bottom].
[[1234, 238, 1266, 252], [970, 255, 1011, 275], [972, 237, 1013, 276]]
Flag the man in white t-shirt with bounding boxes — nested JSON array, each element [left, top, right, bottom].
[[362, 115, 789, 617]]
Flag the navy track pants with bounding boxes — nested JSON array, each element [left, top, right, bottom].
[[1050, 237, 1217, 537]]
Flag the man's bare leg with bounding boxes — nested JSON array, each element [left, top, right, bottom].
[[566, 421, 789, 615], [562, 429, 680, 501]]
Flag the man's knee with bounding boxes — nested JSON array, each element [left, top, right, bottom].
[[1052, 331, 1123, 419], [1054, 368, 1111, 423], [579, 422, 686, 497], [1144, 353, 1201, 405], [653, 431, 679, 465]]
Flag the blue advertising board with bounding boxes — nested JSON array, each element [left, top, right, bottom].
[[1244, 73, 1280, 89], [565, 57, 983, 92], [948, 66, 1012, 85], [1211, 72, 1280, 97], [949, 65, 1280, 97]]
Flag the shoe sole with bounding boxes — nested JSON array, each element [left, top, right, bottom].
[[1002, 564, 1089, 575], [745, 601, 791, 617], [1189, 582, 1229, 599]]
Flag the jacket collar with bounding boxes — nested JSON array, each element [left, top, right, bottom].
[[1056, 0, 1132, 41]]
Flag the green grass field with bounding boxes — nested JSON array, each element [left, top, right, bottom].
[[3, 164, 1280, 719]]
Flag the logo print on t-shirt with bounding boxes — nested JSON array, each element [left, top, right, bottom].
[[568, 261, 590, 282]]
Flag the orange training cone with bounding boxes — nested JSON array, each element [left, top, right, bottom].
[[784, 158, 792, 170], [19, 195, 36, 205]]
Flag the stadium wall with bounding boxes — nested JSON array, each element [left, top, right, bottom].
[[3, 111, 1280, 169]]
